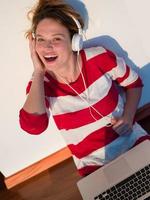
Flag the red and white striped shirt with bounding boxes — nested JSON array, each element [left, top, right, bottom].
[[19, 46, 149, 176]]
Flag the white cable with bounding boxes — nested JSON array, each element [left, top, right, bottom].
[[76, 52, 104, 120], [82, 30, 87, 41]]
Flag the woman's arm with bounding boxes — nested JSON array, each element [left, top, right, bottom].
[[97, 48, 143, 135], [23, 34, 47, 114], [123, 87, 142, 121], [23, 71, 47, 114], [19, 34, 49, 134]]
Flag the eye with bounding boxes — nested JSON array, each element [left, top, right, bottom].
[[53, 37, 62, 42], [56, 37, 61, 41], [36, 37, 44, 42]]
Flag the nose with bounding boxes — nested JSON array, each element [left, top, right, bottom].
[[45, 40, 53, 49]]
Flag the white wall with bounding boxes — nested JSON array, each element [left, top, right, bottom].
[[0, 0, 150, 177], [0, 0, 66, 177]]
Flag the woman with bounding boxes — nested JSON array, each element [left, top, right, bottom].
[[19, 0, 150, 176]]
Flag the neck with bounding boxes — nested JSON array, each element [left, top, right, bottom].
[[48, 52, 81, 84]]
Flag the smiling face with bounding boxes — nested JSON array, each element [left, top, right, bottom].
[[35, 18, 73, 71]]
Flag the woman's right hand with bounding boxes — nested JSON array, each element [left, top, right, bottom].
[[29, 33, 45, 74]]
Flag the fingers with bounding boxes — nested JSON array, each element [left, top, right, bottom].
[[112, 117, 123, 129], [28, 33, 39, 62], [28, 34, 45, 73], [28, 33, 36, 55], [111, 117, 133, 135], [111, 117, 118, 125]]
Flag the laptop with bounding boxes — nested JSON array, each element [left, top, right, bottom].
[[77, 140, 150, 200]]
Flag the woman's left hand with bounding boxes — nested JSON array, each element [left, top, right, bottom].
[[111, 115, 133, 135]]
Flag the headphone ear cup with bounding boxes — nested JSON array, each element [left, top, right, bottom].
[[72, 33, 83, 52]]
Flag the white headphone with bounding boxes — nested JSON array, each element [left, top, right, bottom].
[[69, 15, 83, 52]]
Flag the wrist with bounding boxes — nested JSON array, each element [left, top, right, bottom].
[[33, 70, 45, 76], [33, 70, 45, 82], [123, 112, 135, 122]]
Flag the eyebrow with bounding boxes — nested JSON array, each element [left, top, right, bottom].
[[35, 33, 65, 37]]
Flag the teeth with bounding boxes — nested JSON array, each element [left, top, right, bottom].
[[44, 55, 57, 58]]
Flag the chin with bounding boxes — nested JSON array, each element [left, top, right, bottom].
[[45, 63, 56, 70]]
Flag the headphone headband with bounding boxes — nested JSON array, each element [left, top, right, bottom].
[[69, 14, 83, 35]]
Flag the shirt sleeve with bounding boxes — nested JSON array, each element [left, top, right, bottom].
[[98, 48, 143, 89], [19, 108, 49, 135], [19, 75, 50, 135]]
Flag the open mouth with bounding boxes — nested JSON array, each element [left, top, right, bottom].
[[44, 55, 57, 62]]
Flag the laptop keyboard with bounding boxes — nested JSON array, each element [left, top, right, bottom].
[[94, 164, 150, 200]]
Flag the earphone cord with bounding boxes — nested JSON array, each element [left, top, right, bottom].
[[76, 52, 111, 122], [56, 52, 112, 125]]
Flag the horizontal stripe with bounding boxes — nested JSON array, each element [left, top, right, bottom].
[[61, 116, 112, 145], [44, 67, 86, 97], [89, 48, 140, 89], [53, 83, 118, 130], [68, 127, 119, 159], [84, 46, 106, 60], [106, 53, 140, 88], [73, 155, 103, 171], [19, 109, 49, 135], [107, 56, 127, 80], [93, 49, 117, 73], [73, 123, 147, 169], [132, 135, 150, 147], [125, 77, 143, 89], [120, 67, 139, 87], [78, 165, 102, 176], [50, 74, 112, 115], [116, 65, 130, 84], [61, 95, 124, 145]]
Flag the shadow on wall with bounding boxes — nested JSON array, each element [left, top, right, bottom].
[[65, 0, 89, 31], [83, 35, 150, 107]]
